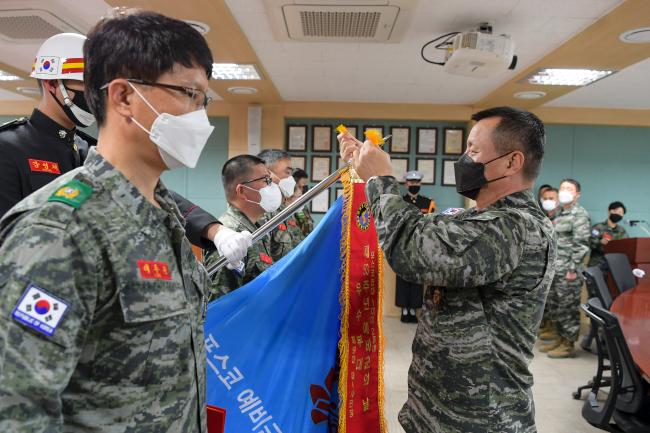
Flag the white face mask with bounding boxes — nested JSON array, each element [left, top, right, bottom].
[[128, 82, 214, 169], [541, 199, 557, 212], [278, 175, 296, 198], [558, 190, 575, 205], [243, 183, 282, 213]]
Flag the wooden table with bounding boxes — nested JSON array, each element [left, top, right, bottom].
[[610, 279, 650, 382]]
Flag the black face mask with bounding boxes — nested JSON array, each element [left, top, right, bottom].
[[302, 185, 309, 194], [49, 81, 95, 127], [454, 152, 512, 200], [609, 213, 623, 224], [408, 185, 420, 195]]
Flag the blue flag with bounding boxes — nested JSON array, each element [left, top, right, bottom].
[[205, 199, 343, 433]]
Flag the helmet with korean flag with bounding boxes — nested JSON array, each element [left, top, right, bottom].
[[30, 33, 86, 81]]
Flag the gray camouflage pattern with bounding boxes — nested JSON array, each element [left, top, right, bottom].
[[546, 203, 590, 342], [257, 205, 303, 261], [204, 205, 273, 301], [0, 148, 207, 433], [366, 176, 556, 433]]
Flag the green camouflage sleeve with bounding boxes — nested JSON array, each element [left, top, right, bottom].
[[203, 250, 242, 301], [0, 221, 99, 432], [270, 225, 292, 261], [570, 210, 591, 270], [366, 177, 524, 287]]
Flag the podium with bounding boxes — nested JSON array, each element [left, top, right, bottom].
[[604, 238, 650, 276]]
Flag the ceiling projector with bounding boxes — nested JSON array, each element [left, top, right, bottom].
[[422, 24, 518, 78], [444, 31, 517, 77]]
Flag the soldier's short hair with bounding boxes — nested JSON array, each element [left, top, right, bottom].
[[84, 10, 213, 126], [258, 149, 290, 167], [472, 107, 545, 180], [222, 155, 266, 200], [292, 168, 308, 181], [560, 178, 581, 192], [608, 201, 626, 213]]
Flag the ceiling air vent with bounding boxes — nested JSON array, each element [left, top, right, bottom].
[[0, 9, 81, 43], [265, 1, 415, 43]]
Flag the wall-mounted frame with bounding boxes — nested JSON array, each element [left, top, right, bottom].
[[290, 155, 306, 171], [442, 159, 457, 186], [312, 125, 332, 152], [311, 156, 331, 182], [444, 128, 465, 155], [417, 127, 437, 155], [336, 126, 358, 152], [311, 189, 331, 214], [363, 125, 384, 142], [416, 158, 436, 185], [390, 157, 409, 181], [390, 126, 410, 154], [287, 125, 307, 151]]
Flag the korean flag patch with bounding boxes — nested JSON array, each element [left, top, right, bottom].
[[592, 229, 600, 237], [12, 284, 69, 337], [441, 207, 464, 216]]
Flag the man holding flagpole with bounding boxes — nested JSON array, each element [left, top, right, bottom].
[[339, 107, 555, 433]]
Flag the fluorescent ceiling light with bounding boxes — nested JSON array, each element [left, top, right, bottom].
[[525, 68, 615, 86], [212, 63, 262, 80], [0, 70, 22, 81]]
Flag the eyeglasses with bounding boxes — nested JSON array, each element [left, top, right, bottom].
[[241, 175, 272, 186], [100, 78, 213, 108]]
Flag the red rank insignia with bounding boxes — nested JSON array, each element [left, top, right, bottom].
[[278, 223, 287, 231], [288, 219, 297, 227], [28, 159, 61, 174], [259, 253, 273, 265], [137, 260, 172, 280]]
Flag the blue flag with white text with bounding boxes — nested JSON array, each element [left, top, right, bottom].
[[204, 199, 343, 433]]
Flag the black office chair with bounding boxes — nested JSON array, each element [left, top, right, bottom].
[[580, 298, 650, 432], [585, 266, 613, 309], [605, 253, 636, 293]]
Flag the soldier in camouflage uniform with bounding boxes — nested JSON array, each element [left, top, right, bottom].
[[538, 186, 559, 338], [258, 149, 304, 261], [205, 155, 280, 300], [588, 201, 628, 270], [293, 168, 315, 237], [340, 107, 555, 433], [540, 179, 591, 358], [0, 11, 215, 431]]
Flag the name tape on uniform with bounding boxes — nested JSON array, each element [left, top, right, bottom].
[[12, 284, 69, 337]]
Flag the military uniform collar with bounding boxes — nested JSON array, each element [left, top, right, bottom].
[[29, 108, 75, 143], [84, 148, 185, 229], [224, 205, 258, 232], [493, 189, 536, 209]]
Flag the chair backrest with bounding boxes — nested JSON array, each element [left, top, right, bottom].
[[605, 253, 636, 293], [584, 267, 613, 309], [583, 298, 645, 414], [580, 298, 618, 428]]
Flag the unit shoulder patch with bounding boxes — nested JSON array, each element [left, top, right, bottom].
[[441, 207, 464, 216], [48, 179, 93, 209]]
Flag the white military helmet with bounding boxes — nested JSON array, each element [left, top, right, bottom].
[[30, 33, 86, 81]]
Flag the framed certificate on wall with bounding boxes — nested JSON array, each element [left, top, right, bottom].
[[390, 126, 410, 153], [390, 157, 409, 181], [444, 128, 465, 155], [363, 126, 384, 142], [290, 155, 306, 170], [287, 125, 307, 151], [311, 156, 331, 182], [442, 159, 457, 186], [416, 158, 435, 185], [311, 190, 330, 214], [417, 127, 437, 154], [312, 125, 332, 152]]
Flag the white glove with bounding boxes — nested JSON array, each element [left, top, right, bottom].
[[213, 227, 252, 270], [632, 268, 646, 279]]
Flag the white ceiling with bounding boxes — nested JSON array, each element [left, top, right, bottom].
[[0, 0, 110, 74], [227, 0, 624, 104], [545, 56, 650, 109]]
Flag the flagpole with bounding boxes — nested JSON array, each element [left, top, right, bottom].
[[206, 166, 349, 278]]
